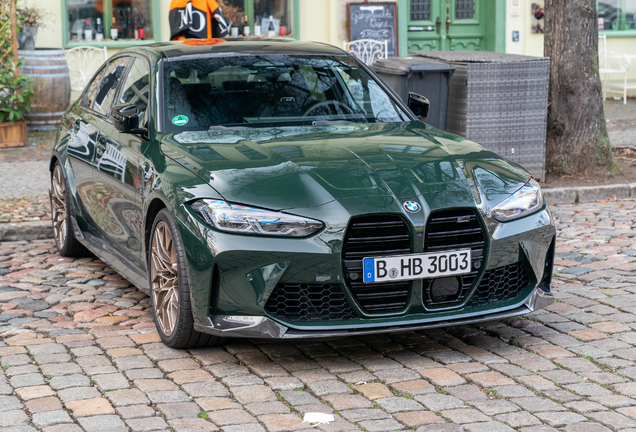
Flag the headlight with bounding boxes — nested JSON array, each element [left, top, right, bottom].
[[190, 199, 324, 238], [491, 179, 544, 222]]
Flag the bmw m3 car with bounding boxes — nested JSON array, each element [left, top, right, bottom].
[[50, 39, 555, 348]]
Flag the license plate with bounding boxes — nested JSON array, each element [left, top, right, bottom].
[[363, 250, 472, 283]]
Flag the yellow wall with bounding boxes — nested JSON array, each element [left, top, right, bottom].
[[505, 0, 544, 57], [24, 0, 63, 49], [298, 0, 398, 48], [505, 0, 636, 96]]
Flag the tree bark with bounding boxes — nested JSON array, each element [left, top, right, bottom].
[[544, 0, 615, 175]]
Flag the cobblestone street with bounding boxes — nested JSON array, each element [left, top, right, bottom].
[[0, 200, 636, 432]]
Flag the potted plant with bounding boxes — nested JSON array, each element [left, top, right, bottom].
[[0, 65, 35, 148], [0, 1, 35, 148], [16, 4, 47, 51]]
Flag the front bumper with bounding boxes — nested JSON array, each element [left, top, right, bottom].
[[178, 197, 556, 338], [193, 286, 553, 339]]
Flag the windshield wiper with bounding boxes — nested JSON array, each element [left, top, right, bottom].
[[312, 120, 356, 126], [208, 125, 251, 131]]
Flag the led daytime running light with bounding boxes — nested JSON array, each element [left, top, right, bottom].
[[191, 199, 324, 238], [491, 179, 543, 222]]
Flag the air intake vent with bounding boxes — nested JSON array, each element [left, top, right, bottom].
[[422, 209, 485, 308], [264, 283, 357, 322], [342, 215, 412, 314], [466, 262, 530, 307]]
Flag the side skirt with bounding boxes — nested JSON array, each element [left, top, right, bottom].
[[70, 216, 150, 294]]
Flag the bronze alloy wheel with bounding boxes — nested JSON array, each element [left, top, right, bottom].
[[151, 220, 179, 337], [51, 164, 67, 249]]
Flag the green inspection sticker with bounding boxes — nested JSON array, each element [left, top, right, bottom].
[[172, 115, 189, 126]]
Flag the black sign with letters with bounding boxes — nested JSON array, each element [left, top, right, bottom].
[[347, 2, 399, 57]]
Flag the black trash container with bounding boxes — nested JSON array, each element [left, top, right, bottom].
[[370, 57, 455, 130]]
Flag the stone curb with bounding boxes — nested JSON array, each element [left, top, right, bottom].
[[543, 182, 636, 205], [0, 221, 53, 241]]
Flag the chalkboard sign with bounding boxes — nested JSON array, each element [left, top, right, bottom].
[[347, 2, 399, 57]]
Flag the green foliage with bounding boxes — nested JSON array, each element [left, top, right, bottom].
[[0, 59, 36, 124], [0, 2, 36, 124]]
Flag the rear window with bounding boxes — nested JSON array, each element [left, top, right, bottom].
[[162, 54, 409, 131]]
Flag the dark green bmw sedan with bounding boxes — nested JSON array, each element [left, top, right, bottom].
[[50, 39, 555, 348]]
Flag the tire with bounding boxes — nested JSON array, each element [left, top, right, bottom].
[[149, 208, 225, 349], [50, 162, 91, 257]]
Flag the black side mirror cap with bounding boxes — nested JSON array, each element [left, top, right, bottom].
[[112, 103, 145, 134], [408, 92, 430, 120]]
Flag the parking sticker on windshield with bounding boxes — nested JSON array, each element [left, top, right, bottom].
[[172, 115, 189, 126]]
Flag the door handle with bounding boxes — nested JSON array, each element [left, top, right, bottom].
[[446, 17, 451, 34], [435, 17, 441, 34]]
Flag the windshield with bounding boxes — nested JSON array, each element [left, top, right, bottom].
[[162, 54, 410, 131]]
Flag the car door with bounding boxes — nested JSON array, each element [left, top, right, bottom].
[[92, 56, 150, 270], [65, 65, 107, 228]]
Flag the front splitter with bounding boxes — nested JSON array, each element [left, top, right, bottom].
[[193, 287, 554, 340]]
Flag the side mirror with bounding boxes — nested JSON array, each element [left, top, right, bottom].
[[408, 92, 430, 120], [112, 103, 144, 134]]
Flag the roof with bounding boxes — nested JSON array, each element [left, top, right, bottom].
[[135, 39, 348, 60]]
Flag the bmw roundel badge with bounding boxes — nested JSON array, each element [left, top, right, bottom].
[[403, 201, 421, 213]]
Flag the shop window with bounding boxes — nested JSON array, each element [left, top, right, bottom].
[[598, 0, 636, 32], [65, 0, 155, 45], [220, 0, 294, 37]]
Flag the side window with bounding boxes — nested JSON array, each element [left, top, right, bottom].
[[94, 57, 131, 116], [83, 66, 106, 109], [119, 58, 151, 128]]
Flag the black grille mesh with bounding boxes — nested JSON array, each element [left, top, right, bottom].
[[466, 262, 530, 307], [423, 209, 485, 307], [264, 283, 357, 322], [342, 215, 411, 313]]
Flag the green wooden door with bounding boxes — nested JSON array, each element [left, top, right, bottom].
[[407, 0, 489, 52]]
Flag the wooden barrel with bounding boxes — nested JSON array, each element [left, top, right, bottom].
[[18, 49, 71, 131]]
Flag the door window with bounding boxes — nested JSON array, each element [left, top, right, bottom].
[[84, 66, 106, 108], [411, 0, 431, 21], [455, 0, 475, 19], [118, 58, 151, 128], [94, 57, 130, 115]]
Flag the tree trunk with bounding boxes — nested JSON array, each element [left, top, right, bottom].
[[544, 0, 615, 175]]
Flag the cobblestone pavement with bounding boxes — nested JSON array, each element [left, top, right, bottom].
[[0, 197, 50, 223], [0, 131, 54, 200], [3, 178, 636, 432]]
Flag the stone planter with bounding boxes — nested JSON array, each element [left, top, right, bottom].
[[0, 120, 27, 148]]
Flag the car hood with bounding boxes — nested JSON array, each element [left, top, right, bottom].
[[160, 122, 531, 213]]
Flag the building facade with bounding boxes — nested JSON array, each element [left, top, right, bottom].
[[26, 0, 636, 96]]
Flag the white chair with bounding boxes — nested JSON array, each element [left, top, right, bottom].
[[65, 46, 108, 92], [343, 39, 388, 65], [598, 34, 631, 104], [97, 144, 127, 182]]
